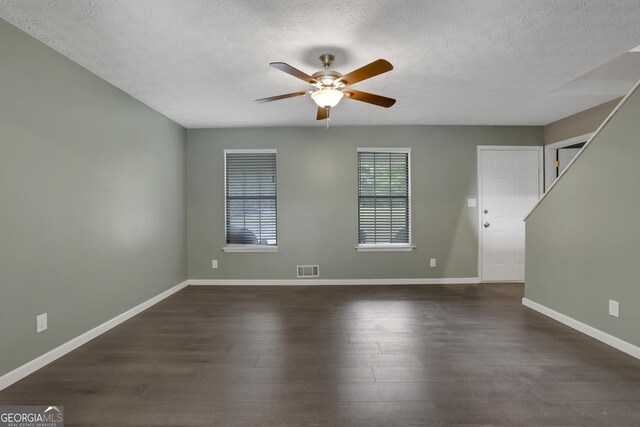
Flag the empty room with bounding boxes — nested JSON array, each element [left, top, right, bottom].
[[1, 1, 640, 425]]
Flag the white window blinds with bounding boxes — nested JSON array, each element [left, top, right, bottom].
[[358, 150, 410, 244], [225, 151, 277, 246]]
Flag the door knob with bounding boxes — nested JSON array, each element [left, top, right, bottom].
[[484, 222, 490, 228]]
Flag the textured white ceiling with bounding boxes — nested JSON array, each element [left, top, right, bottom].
[[552, 52, 640, 96], [1, 0, 640, 128]]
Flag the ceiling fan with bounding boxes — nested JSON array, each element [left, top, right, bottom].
[[256, 54, 396, 121]]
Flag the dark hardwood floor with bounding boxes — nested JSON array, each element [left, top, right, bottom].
[[1, 283, 640, 426]]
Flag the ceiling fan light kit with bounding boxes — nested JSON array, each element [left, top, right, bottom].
[[310, 88, 344, 108], [256, 53, 396, 123]]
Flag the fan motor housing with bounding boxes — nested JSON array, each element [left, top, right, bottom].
[[311, 70, 344, 87]]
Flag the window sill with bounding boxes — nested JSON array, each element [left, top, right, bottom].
[[223, 245, 279, 253], [356, 244, 415, 252]]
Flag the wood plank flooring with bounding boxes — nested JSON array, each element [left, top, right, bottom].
[[1, 283, 640, 426]]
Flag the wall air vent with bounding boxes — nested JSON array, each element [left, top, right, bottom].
[[297, 265, 319, 278]]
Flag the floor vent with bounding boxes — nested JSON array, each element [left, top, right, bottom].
[[297, 265, 319, 278]]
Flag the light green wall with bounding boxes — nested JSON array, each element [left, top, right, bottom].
[[526, 85, 640, 347], [543, 98, 621, 145], [0, 19, 187, 376], [187, 126, 542, 280]]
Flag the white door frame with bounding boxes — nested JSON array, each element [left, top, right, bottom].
[[544, 133, 593, 192], [477, 145, 543, 283]]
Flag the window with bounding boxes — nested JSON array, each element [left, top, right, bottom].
[[224, 149, 277, 252], [357, 148, 413, 251]]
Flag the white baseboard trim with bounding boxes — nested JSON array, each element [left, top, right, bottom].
[[0, 280, 189, 391], [189, 277, 480, 286], [522, 297, 640, 360]]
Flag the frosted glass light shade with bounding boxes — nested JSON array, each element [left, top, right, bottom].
[[310, 89, 344, 108]]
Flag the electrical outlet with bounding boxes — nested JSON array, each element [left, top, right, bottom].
[[430, 258, 436, 268], [36, 313, 47, 333], [212, 260, 218, 269], [609, 300, 619, 317]]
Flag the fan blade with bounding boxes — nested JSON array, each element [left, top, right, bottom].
[[255, 91, 308, 103], [316, 107, 329, 120], [270, 62, 318, 84], [337, 59, 393, 86], [343, 89, 396, 108]]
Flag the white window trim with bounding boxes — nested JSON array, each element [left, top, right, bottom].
[[357, 147, 412, 153], [223, 245, 279, 253], [356, 244, 415, 252], [356, 147, 413, 252], [224, 149, 277, 154], [223, 149, 278, 253]]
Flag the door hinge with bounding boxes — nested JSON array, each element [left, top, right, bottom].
[[554, 160, 560, 168]]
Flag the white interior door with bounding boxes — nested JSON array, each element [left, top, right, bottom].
[[480, 148, 541, 282], [557, 148, 581, 175]]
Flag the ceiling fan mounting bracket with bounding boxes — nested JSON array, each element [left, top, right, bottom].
[[319, 53, 335, 69]]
